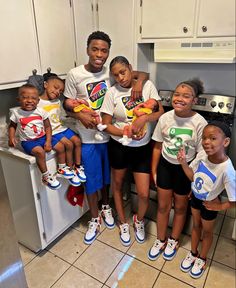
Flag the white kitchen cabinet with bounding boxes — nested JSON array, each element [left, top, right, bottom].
[[0, 0, 76, 90], [0, 148, 89, 252], [73, 0, 136, 66], [138, 0, 235, 42], [140, 0, 196, 39], [0, 0, 40, 88], [196, 0, 235, 38], [33, 0, 76, 76]]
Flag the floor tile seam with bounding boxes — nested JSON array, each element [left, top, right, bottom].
[[70, 265, 105, 285], [49, 264, 73, 288], [210, 258, 236, 270], [125, 251, 163, 272], [158, 270, 197, 288], [103, 253, 127, 287], [96, 237, 131, 254]]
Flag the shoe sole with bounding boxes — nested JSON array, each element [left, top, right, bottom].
[[189, 270, 205, 279], [57, 173, 74, 179], [135, 234, 145, 244], [163, 252, 177, 261], [84, 233, 98, 245], [180, 264, 192, 273], [46, 183, 62, 190], [103, 221, 115, 229], [120, 238, 131, 247], [148, 251, 162, 261]]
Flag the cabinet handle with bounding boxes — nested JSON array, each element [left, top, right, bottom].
[[183, 27, 188, 33], [202, 26, 207, 32]]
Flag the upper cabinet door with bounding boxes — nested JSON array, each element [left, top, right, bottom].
[[73, 0, 94, 66], [141, 0, 196, 39], [33, 0, 76, 76], [97, 0, 135, 64], [0, 0, 40, 85], [197, 0, 236, 37]]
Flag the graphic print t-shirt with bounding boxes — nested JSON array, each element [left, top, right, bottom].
[[64, 65, 111, 143], [10, 107, 48, 141], [190, 151, 236, 201], [38, 98, 67, 135], [152, 110, 207, 164], [100, 80, 161, 147]]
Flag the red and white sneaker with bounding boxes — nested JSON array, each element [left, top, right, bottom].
[[133, 214, 145, 244]]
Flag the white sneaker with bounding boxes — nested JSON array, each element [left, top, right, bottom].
[[133, 214, 145, 243], [57, 166, 74, 179], [119, 135, 132, 146], [163, 238, 179, 261], [97, 123, 107, 131], [75, 165, 86, 182], [189, 257, 206, 279], [119, 223, 131, 246], [94, 132, 104, 141], [68, 171, 81, 187], [84, 217, 101, 245], [42, 174, 61, 190], [101, 204, 115, 229], [148, 239, 166, 261], [180, 251, 197, 272]]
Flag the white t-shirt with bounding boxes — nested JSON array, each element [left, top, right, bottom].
[[64, 65, 111, 143], [100, 80, 161, 147], [152, 110, 207, 164], [10, 107, 48, 141], [38, 98, 67, 135], [190, 150, 236, 201]]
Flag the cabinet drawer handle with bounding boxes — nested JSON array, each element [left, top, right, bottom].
[[183, 27, 188, 33], [202, 26, 207, 32]]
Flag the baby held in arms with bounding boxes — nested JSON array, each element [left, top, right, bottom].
[[65, 98, 107, 141], [119, 98, 158, 145]]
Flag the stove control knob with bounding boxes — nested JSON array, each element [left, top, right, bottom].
[[166, 96, 171, 102], [226, 103, 232, 109], [210, 101, 217, 108], [218, 102, 224, 109]]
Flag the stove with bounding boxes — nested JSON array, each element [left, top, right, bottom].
[[159, 90, 235, 121]]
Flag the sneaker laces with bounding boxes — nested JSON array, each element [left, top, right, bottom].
[[186, 251, 196, 261], [102, 207, 112, 217], [167, 238, 178, 249], [195, 258, 206, 268], [88, 218, 101, 232], [153, 239, 165, 249], [120, 223, 129, 234]]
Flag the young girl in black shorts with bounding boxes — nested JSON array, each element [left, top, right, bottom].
[[148, 79, 207, 261]]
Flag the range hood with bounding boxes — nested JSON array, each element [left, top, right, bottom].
[[154, 40, 235, 63]]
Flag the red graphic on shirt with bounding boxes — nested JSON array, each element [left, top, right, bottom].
[[20, 116, 45, 139]]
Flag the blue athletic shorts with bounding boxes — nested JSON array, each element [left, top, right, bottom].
[[81, 143, 110, 195], [21, 135, 58, 155], [52, 128, 77, 141]]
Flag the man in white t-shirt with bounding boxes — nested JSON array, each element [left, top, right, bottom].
[[64, 31, 148, 245]]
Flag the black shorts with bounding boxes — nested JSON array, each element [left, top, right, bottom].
[[191, 194, 218, 221], [108, 138, 152, 173], [156, 155, 191, 195]]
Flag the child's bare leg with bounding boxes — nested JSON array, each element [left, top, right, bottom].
[[156, 187, 173, 240], [133, 172, 150, 221], [112, 168, 127, 223], [87, 192, 99, 218], [171, 193, 189, 240], [58, 137, 74, 167], [200, 218, 215, 259], [53, 141, 66, 165], [70, 135, 82, 166], [191, 208, 202, 254], [101, 184, 109, 205], [31, 146, 47, 173]]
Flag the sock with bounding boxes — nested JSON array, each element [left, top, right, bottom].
[[199, 256, 206, 261], [191, 251, 198, 257], [169, 236, 178, 241], [58, 163, 66, 169], [42, 171, 49, 178], [75, 164, 81, 168]]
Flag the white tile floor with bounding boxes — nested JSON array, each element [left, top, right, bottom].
[[19, 201, 236, 288]]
